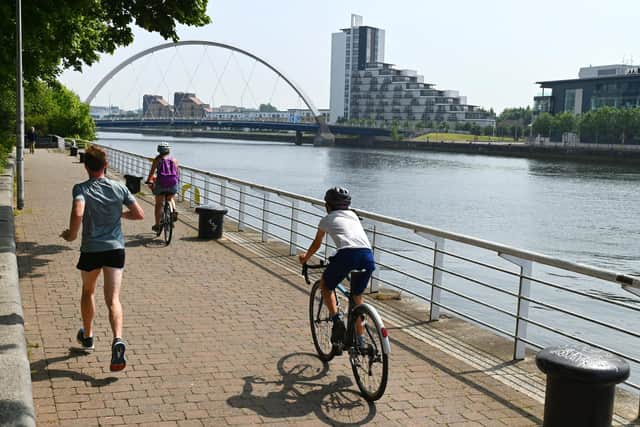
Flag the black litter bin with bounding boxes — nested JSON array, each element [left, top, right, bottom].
[[536, 344, 630, 427], [78, 151, 85, 163], [70, 146, 78, 156], [195, 205, 228, 239], [123, 175, 142, 194]]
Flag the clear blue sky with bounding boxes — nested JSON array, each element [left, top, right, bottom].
[[60, 0, 640, 114]]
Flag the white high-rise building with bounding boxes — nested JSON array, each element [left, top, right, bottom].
[[329, 14, 385, 123]]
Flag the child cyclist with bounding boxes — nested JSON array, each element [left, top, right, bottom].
[[146, 142, 179, 233], [298, 187, 375, 352]]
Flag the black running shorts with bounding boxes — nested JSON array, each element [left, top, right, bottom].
[[76, 249, 125, 271]]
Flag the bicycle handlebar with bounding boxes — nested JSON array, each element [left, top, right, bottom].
[[301, 261, 325, 285]]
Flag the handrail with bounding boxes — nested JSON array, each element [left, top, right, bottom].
[[101, 145, 640, 293]]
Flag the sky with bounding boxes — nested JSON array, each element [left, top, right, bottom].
[[60, 0, 640, 114]]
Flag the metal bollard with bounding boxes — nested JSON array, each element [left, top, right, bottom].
[[536, 345, 630, 427]]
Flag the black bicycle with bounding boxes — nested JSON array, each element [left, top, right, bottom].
[[303, 262, 390, 401], [146, 181, 175, 246]]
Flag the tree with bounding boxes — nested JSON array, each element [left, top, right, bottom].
[[532, 112, 553, 138], [550, 112, 576, 140], [259, 103, 278, 112], [0, 1, 211, 84]]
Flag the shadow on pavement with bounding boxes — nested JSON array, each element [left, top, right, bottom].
[[0, 313, 24, 326], [16, 242, 71, 278], [227, 352, 376, 426], [124, 233, 168, 249], [30, 350, 118, 388]]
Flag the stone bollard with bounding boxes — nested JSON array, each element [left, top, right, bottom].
[[536, 345, 630, 427], [195, 205, 228, 239]]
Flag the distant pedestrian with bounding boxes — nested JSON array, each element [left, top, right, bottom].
[[60, 145, 144, 371], [27, 127, 36, 154]]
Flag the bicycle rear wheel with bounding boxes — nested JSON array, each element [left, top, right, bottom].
[[349, 304, 389, 401], [309, 281, 335, 362], [162, 201, 173, 245]]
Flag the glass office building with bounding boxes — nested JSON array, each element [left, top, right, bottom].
[[535, 65, 640, 115]]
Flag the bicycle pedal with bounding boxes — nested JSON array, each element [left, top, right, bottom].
[[332, 343, 344, 356]]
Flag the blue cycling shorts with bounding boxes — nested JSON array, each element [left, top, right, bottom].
[[322, 248, 375, 295]]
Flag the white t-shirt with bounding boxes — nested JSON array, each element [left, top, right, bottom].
[[318, 209, 371, 251]]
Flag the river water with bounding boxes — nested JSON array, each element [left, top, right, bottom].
[[98, 131, 640, 384]]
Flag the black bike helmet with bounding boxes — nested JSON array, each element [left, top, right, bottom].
[[324, 187, 351, 210]]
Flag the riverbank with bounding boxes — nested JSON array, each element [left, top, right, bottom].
[[341, 138, 640, 163], [98, 127, 640, 164]]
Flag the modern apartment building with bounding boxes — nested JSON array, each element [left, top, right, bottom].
[[535, 64, 640, 115], [329, 15, 494, 127]]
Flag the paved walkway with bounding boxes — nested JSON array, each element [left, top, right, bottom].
[[16, 150, 543, 426]]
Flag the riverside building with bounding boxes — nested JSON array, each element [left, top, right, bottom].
[[329, 15, 494, 127], [535, 64, 640, 115]]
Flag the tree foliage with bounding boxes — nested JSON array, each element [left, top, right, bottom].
[[0, 0, 211, 84], [259, 103, 278, 112], [531, 107, 640, 144]]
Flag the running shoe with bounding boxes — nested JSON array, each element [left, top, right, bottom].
[[110, 338, 127, 372], [76, 328, 94, 352]]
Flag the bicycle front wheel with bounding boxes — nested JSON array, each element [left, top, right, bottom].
[[349, 304, 389, 401], [309, 281, 334, 362], [163, 202, 173, 245]]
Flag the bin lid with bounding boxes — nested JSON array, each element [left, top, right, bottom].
[[195, 204, 228, 214], [123, 175, 142, 180], [536, 345, 630, 384]]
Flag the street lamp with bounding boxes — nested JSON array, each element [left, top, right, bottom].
[[16, 0, 25, 209]]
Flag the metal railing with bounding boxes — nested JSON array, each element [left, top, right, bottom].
[[99, 144, 640, 402]]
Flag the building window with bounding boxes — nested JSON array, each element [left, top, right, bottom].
[[564, 89, 577, 113]]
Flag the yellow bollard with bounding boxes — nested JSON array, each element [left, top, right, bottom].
[[180, 184, 201, 205]]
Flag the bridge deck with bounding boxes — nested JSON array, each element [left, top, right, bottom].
[[16, 150, 547, 426]]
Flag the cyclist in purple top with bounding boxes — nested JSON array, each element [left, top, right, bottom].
[[146, 142, 180, 233]]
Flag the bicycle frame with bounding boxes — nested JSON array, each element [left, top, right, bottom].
[[304, 264, 391, 355]]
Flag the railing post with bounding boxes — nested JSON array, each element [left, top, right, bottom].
[[221, 180, 227, 208], [238, 186, 246, 231], [261, 192, 270, 242], [417, 232, 445, 321], [204, 177, 210, 204], [499, 253, 532, 360], [370, 224, 380, 293], [289, 199, 299, 256], [189, 171, 194, 207]]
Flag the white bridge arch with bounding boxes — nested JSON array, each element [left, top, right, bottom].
[[85, 40, 322, 121]]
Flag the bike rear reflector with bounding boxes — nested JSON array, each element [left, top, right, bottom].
[[381, 328, 388, 338]]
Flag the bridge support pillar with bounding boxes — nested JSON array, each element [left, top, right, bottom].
[[295, 131, 303, 146], [313, 117, 335, 147]]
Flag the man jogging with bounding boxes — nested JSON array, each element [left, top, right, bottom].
[[61, 145, 144, 371]]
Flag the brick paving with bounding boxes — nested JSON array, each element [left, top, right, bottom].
[[16, 150, 544, 426]]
